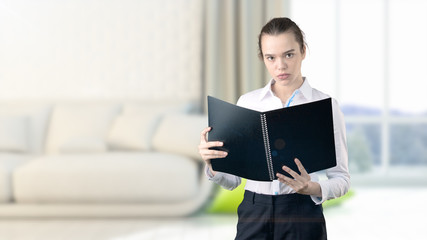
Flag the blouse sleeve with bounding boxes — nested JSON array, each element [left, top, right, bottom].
[[311, 98, 351, 204], [205, 165, 242, 190]]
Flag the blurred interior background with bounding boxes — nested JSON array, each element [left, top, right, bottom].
[[1, 0, 426, 239]]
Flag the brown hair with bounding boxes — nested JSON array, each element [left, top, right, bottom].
[[258, 17, 306, 58]]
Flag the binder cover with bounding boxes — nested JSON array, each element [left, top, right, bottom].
[[207, 96, 337, 181]]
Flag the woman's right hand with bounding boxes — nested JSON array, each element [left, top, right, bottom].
[[198, 127, 228, 176]]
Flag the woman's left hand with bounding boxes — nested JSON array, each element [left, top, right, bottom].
[[276, 158, 322, 197]]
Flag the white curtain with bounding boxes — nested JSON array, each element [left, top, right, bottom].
[[202, 0, 291, 104]]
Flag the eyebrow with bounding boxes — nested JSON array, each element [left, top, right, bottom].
[[264, 49, 296, 57], [284, 49, 296, 54]]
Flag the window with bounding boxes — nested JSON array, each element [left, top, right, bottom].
[[291, 0, 427, 178]]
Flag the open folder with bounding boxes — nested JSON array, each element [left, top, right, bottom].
[[207, 96, 337, 181]]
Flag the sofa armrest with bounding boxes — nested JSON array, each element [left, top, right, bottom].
[[152, 114, 207, 162]]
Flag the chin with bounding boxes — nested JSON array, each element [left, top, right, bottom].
[[274, 78, 292, 85]]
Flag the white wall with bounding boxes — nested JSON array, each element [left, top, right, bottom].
[[0, 0, 202, 101]]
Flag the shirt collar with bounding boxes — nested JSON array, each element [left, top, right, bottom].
[[298, 77, 313, 100], [259, 77, 313, 101], [259, 79, 275, 101]]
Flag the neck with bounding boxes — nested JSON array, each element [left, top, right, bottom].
[[272, 77, 304, 103]]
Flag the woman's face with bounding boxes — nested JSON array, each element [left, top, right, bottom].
[[261, 32, 305, 88]]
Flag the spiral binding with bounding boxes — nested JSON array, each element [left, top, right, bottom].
[[260, 114, 274, 180]]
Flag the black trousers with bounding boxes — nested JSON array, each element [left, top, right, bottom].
[[235, 190, 327, 240]]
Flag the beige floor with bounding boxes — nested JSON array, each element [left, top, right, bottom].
[[325, 187, 426, 240], [0, 187, 425, 240]]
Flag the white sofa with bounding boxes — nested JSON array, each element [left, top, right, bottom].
[[0, 99, 214, 217]]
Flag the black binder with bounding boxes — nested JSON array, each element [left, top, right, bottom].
[[207, 96, 337, 181]]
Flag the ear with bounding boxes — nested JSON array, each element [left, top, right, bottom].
[[301, 45, 306, 60]]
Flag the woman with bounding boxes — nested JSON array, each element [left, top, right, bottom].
[[199, 17, 350, 240]]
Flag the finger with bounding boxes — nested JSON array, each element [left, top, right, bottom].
[[200, 127, 212, 143], [276, 173, 296, 186], [205, 141, 224, 148], [281, 165, 302, 180], [294, 158, 309, 176], [200, 149, 228, 159], [200, 148, 227, 156], [276, 172, 292, 182], [198, 141, 223, 153], [277, 172, 308, 193]]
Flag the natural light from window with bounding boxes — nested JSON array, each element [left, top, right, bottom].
[[290, 0, 427, 180]]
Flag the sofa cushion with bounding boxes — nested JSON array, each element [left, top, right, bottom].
[[122, 100, 194, 116], [107, 114, 158, 151], [59, 137, 107, 153], [13, 153, 199, 203], [106, 101, 195, 151], [0, 102, 52, 154], [0, 154, 34, 203], [152, 114, 207, 161], [0, 115, 29, 152], [45, 103, 120, 154]]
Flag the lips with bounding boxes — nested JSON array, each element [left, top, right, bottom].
[[277, 73, 290, 80]]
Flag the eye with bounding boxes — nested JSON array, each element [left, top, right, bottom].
[[266, 56, 274, 61], [285, 53, 294, 59]]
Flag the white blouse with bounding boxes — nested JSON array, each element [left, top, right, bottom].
[[206, 78, 350, 204]]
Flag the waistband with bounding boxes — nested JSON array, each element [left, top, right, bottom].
[[243, 190, 312, 205]]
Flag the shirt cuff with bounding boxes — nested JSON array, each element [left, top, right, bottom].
[[204, 164, 225, 182], [205, 164, 214, 179], [310, 195, 324, 205], [310, 181, 327, 205]]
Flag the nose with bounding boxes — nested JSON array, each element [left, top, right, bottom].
[[276, 57, 287, 70]]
